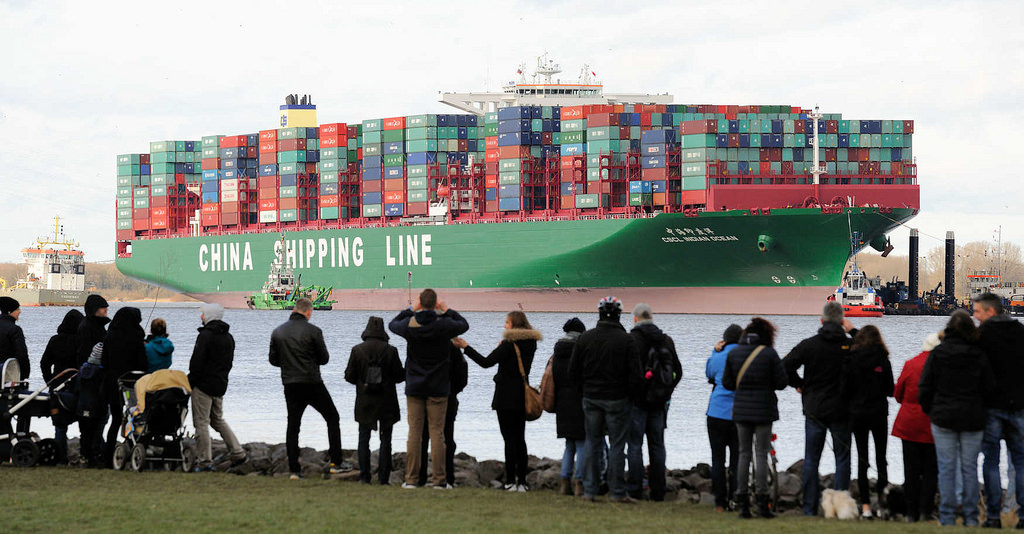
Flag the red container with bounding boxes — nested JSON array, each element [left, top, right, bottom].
[[485, 200, 498, 212], [201, 203, 219, 214], [133, 218, 150, 230], [484, 162, 497, 174], [116, 230, 133, 241], [277, 139, 306, 151], [847, 148, 858, 161], [259, 198, 278, 211], [320, 195, 339, 207], [140, 154, 150, 164], [485, 175, 498, 188], [202, 158, 220, 170], [320, 136, 340, 148], [347, 126, 359, 138], [782, 161, 794, 175], [319, 123, 346, 137], [384, 191, 405, 203], [794, 121, 805, 134], [903, 120, 914, 134], [257, 177, 278, 189], [258, 187, 278, 200], [498, 145, 532, 159], [258, 153, 276, 165], [362, 180, 382, 193], [383, 179, 403, 192], [760, 162, 772, 174], [407, 202, 428, 216], [149, 215, 167, 229], [382, 117, 406, 130], [858, 162, 869, 174], [279, 198, 298, 210], [150, 207, 168, 217], [759, 148, 770, 162], [728, 134, 739, 148], [220, 212, 239, 226], [259, 130, 278, 141], [485, 149, 499, 163], [561, 106, 585, 120], [201, 213, 218, 226], [133, 208, 149, 219], [150, 196, 167, 208], [642, 168, 668, 181], [457, 139, 468, 152], [484, 137, 499, 149], [652, 192, 667, 205], [259, 141, 277, 154], [219, 135, 247, 148], [619, 126, 630, 139], [587, 113, 617, 127], [825, 148, 836, 162], [826, 120, 838, 134], [680, 120, 717, 135], [220, 202, 239, 214], [541, 132, 553, 145]]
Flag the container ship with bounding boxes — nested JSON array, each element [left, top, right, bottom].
[[2, 217, 87, 306], [114, 57, 919, 314]]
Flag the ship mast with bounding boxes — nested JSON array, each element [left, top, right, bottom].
[[36, 215, 79, 251], [808, 106, 823, 185]]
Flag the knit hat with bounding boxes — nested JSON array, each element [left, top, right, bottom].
[[722, 324, 743, 345], [88, 342, 103, 365], [0, 296, 19, 314], [563, 317, 586, 333], [84, 294, 108, 316], [200, 302, 225, 323], [921, 332, 941, 352]]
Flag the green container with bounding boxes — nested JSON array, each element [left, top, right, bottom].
[[575, 194, 600, 208], [838, 121, 850, 134], [133, 197, 150, 209], [892, 121, 904, 134], [586, 140, 616, 154], [117, 186, 133, 198], [531, 119, 543, 132], [562, 119, 585, 132], [484, 125, 498, 136], [321, 147, 342, 159], [407, 165, 428, 178], [682, 162, 711, 177], [406, 114, 437, 128], [363, 143, 381, 156], [117, 154, 140, 165], [200, 147, 216, 159], [201, 135, 221, 148], [149, 141, 171, 153], [363, 130, 382, 144], [382, 129, 403, 143], [278, 151, 308, 163], [849, 121, 860, 134], [362, 119, 382, 132], [408, 189, 428, 202], [279, 209, 298, 222], [117, 219, 133, 230], [499, 172, 521, 185], [629, 193, 654, 206], [405, 127, 434, 141], [683, 175, 707, 190], [561, 131, 585, 144], [484, 112, 498, 125], [117, 198, 133, 208], [319, 160, 340, 172], [321, 172, 338, 184], [499, 159, 522, 172], [116, 176, 132, 187], [405, 139, 437, 153], [117, 208, 133, 220], [133, 187, 149, 198], [383, 154, 405, 167], [117, 165, 132, 176], [279, 186, 297, 199], [320, 207, 339, 220], [278, 162, 299, 174], [587, 127, 615, 140], [682, 134, 716, 148], [717, 119, 729, 134], [408, 177, 428, 189], [362, 204, 382, 217], [151, 185, 167, 197], [893, 134, 903, 147]]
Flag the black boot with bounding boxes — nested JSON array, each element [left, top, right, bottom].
[[757, 494, 776, 519], [737, 494, 752, 519]]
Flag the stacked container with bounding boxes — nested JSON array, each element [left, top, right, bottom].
[[148, 140, 202, 231]]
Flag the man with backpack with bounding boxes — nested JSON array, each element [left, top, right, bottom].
[[626, 303, 682, 502]]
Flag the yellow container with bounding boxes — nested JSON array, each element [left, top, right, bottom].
[[278, 105, 318, 128]]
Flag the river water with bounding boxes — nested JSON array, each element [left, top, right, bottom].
[[13, 303, 956, 482]]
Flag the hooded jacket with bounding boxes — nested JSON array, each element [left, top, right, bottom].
[[569, 317, 642, 401], [783, 322, 857, 423], [893, 350, 934, 444], [464, 327, 543, 412], [269, 312, 330, 385], [842, 344, 894, 417], [918, 334, 996, 432], [389, 308, 469, 398], [706, 343, 738, 421], [551, 331, 585, 440], [76, 313, 110, 367], [0, 313, 29, 380], [345, 317, 405, 427], [630, 321, 682, 411], [722, 333, 788, 424], [101, 307, 148, 389], [188, 319, 234, 397], [40, 309, 84, 381], [977, 314, 1024, 411], [145, 335, 174, 373]]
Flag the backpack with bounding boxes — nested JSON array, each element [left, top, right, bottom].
[[363, 353, 384, 394], [642, 341, 677, 406]]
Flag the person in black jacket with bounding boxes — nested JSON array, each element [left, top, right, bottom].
[[973, 292, 1024, 528], [783, 301, 856, 515], [418, 342, 468, 488], [189, 303, 246, 472], [919, 310, 996, 527], [76, 343, 106, 468], [456, 310, 543, 492], [569, 296, 642, 503], [723, 318, 788, 519], [626, 303, 682, 502], [101, 306, 148, 467], [76, 294, 109, 367], [842, 325, 894, 518], [0, 296, 29, 380], [345, 316, 405, 485], [269, 298, 342, 479], [39, 308, 84, 464], [552, 317, 587, 496], [389, 288, 469, 489]]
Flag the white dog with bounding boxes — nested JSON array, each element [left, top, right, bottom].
[[821, 489, 859, 520]]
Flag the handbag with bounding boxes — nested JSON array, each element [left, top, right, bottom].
[[514, 343, 543, 421], [539, 357, 556, 413], [735, 345, 766, 388]]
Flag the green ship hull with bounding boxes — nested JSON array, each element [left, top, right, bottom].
[[115, 207, 915, 314]]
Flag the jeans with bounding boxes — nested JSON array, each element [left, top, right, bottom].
[[419, 397, 458, 486], [902, 439, 938, 522], [1006, 463, 1018, 514], [852, 412, 889, 506], [284, 382, 342, 474], [78, 416, 105, 465], [707, 416, 739, 508], [405, 395, 448, 486], [933, 424, 983, 526], [582, 397, 631, 499], [802, 417, 852, 515], [627, 405, 667, 500], [982, 409, 1024, 520], [736, 422, 773, 496], [358, 419, 394, 484], [192, 386, 245, 465], [561, 438, 587, 480], [54, 424, 69, 464], [103, 385, 124, 466], [496, 409, 529, 486]]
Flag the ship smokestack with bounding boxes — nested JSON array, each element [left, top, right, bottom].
[[945, 231, 956, 299], [909, 228, 919, 299]]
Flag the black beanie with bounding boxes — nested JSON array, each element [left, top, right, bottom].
[[563, 317, 586, 333], [0, 296, 19, 314], [722, 324, 743, 345], [84, 294, 109, 316]]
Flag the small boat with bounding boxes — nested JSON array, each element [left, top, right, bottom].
[[830, 263, 884, 318], [245, 236, 336, 311]]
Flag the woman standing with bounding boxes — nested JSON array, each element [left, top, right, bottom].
[[919, 310, 996, 527], [843, 325, 895, 518], [722, 317, 788, 519], [454, 311, 542, 492], [705, 324, 743, 511], [551, 317, 587, 496], [893, 332, 940, 523], [101, 307, 149, 467]]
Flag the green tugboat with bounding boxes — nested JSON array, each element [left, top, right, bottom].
[[245, 237, 336, 311]]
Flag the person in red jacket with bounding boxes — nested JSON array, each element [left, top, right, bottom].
[[893, 332, 940, 522]]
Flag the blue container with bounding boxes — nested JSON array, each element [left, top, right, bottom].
[[437, 115, 452, 127], [552, 107, 561, 119], [529, 132, 542, 145], [384, 203, 404, 217], [467, 139, 478, 152], [202, 192, 218, 203], [560, 182, 575, 196], [641, 156, 666, 169], [728, 120, 739, 134], [174, 163, 185, 173], [202, 170, 218, 180], [716, 134, 728, 148], [259, 164, 277, 177], [498, 107, 530, 121], [279, 174, 298, 187], [498, 197, 521, 211], [628, 113, 641, 126], [738, 161, 749, 173], [306, 150, 319, 162], [456, 115, 469, 127], [498, 184, 521, 198], [239, 168, 256, 178], [892, 148, 902, 161], [247, 134, 259, 146], [304, 128, 318, 139], [201, 180, 218, 193], [542, 119, 555, 132], [641, 129, 677, 144], [739, 134, 750, 148], [384, 166, 404, 179], [185, 141, 195, 151], [651, 180, 667, 193], [498, 119, 531, 134], [406, 152, 428, 166], [363, 155, 383, 168], [362, 167, 382, 180], [363, 192, 382, 205], [497, 132, 523, 147], [467, 115, 478, 127], [771, 134, 783, 147], [383, 142, 403, 155], [457, 127, 468, 139], [485, 188, 497, 201], [219, 148, 236, 159], [320, 183, 338, 195], [541, 146, 559, 159], [642, 144, 664, 155], [530, 106, 542, 119], [838, 134, 850, 148], [221, 159, 237, 169], [561, 143, 584, 156], [222, 169, 237, 180], [793, 148, 804, 161], [140, 164, 150, 175]]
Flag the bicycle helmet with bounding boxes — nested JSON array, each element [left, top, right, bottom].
[[598, 296, 622, 314]]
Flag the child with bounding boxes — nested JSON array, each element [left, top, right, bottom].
[[77, 343, 107, 468]]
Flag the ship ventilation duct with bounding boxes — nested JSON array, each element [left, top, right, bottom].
[[945, 231, 956, 299], [909, 229, 919, 299], [757, 234, 775, 253]]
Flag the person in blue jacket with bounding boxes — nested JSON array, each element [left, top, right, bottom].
[[144, 318, 174, 372], [706, 324, 743, 511]]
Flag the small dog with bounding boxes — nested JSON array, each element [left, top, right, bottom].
[[821, 489, 859, 520]]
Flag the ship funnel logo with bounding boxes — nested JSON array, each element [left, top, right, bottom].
[[280, 114, 287, 127]]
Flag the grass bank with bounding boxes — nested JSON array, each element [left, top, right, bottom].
[[6, 466, 944, 533]]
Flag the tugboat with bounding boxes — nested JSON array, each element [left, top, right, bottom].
[[245, 237, 336, 311], [0, 217, 87, 306], [830, 263, 884, 318]]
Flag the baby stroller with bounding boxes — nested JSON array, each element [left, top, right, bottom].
[[0, 358, 78, 466], [110, 369, 195, 472]]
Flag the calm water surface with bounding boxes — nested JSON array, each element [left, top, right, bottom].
[[14, 304, 954, 482]]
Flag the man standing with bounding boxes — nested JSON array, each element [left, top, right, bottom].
[[0, 297, 29, 380], [974, 292, 1024, 529], [389, 289, 469, 489], [269, 297, 342, 479], [626, 303, 681, 502], [76, 294, 110, 367], [783, 301, 856, 515], [569, 296, 642, 503], [189, 303, 247, 472], [418, 342, 469, 488]]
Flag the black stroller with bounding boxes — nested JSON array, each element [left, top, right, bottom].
[[110, 369, 195, 472], [1, 358, 78, 466]]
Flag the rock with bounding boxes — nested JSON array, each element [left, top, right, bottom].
[[681, 472, 706, 491], [691, 463, 712, 479], [477, 459, 506, 486], [526, 467, 561, 490], [777, 472, 802, 497], [786, 459, 803, 475], [453, 467, 482, 488], [699, 492, 716, 506], [489, 479, 505, 489]]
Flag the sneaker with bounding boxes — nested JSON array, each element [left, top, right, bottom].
[[192, 465, 214, 473], [861, 509, 874, 520], [515, 484, 528, 493], [401, 482, 417, 489], [505, 483, 517, 491], [289, 472, 303, 480], [610, 496, 637, 505], [434, 483, 454, 490], [228, 455, 248, 469], [326, 463, 342, 475]]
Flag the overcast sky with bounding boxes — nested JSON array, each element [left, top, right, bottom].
[[0, 0, 1020, 265]]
